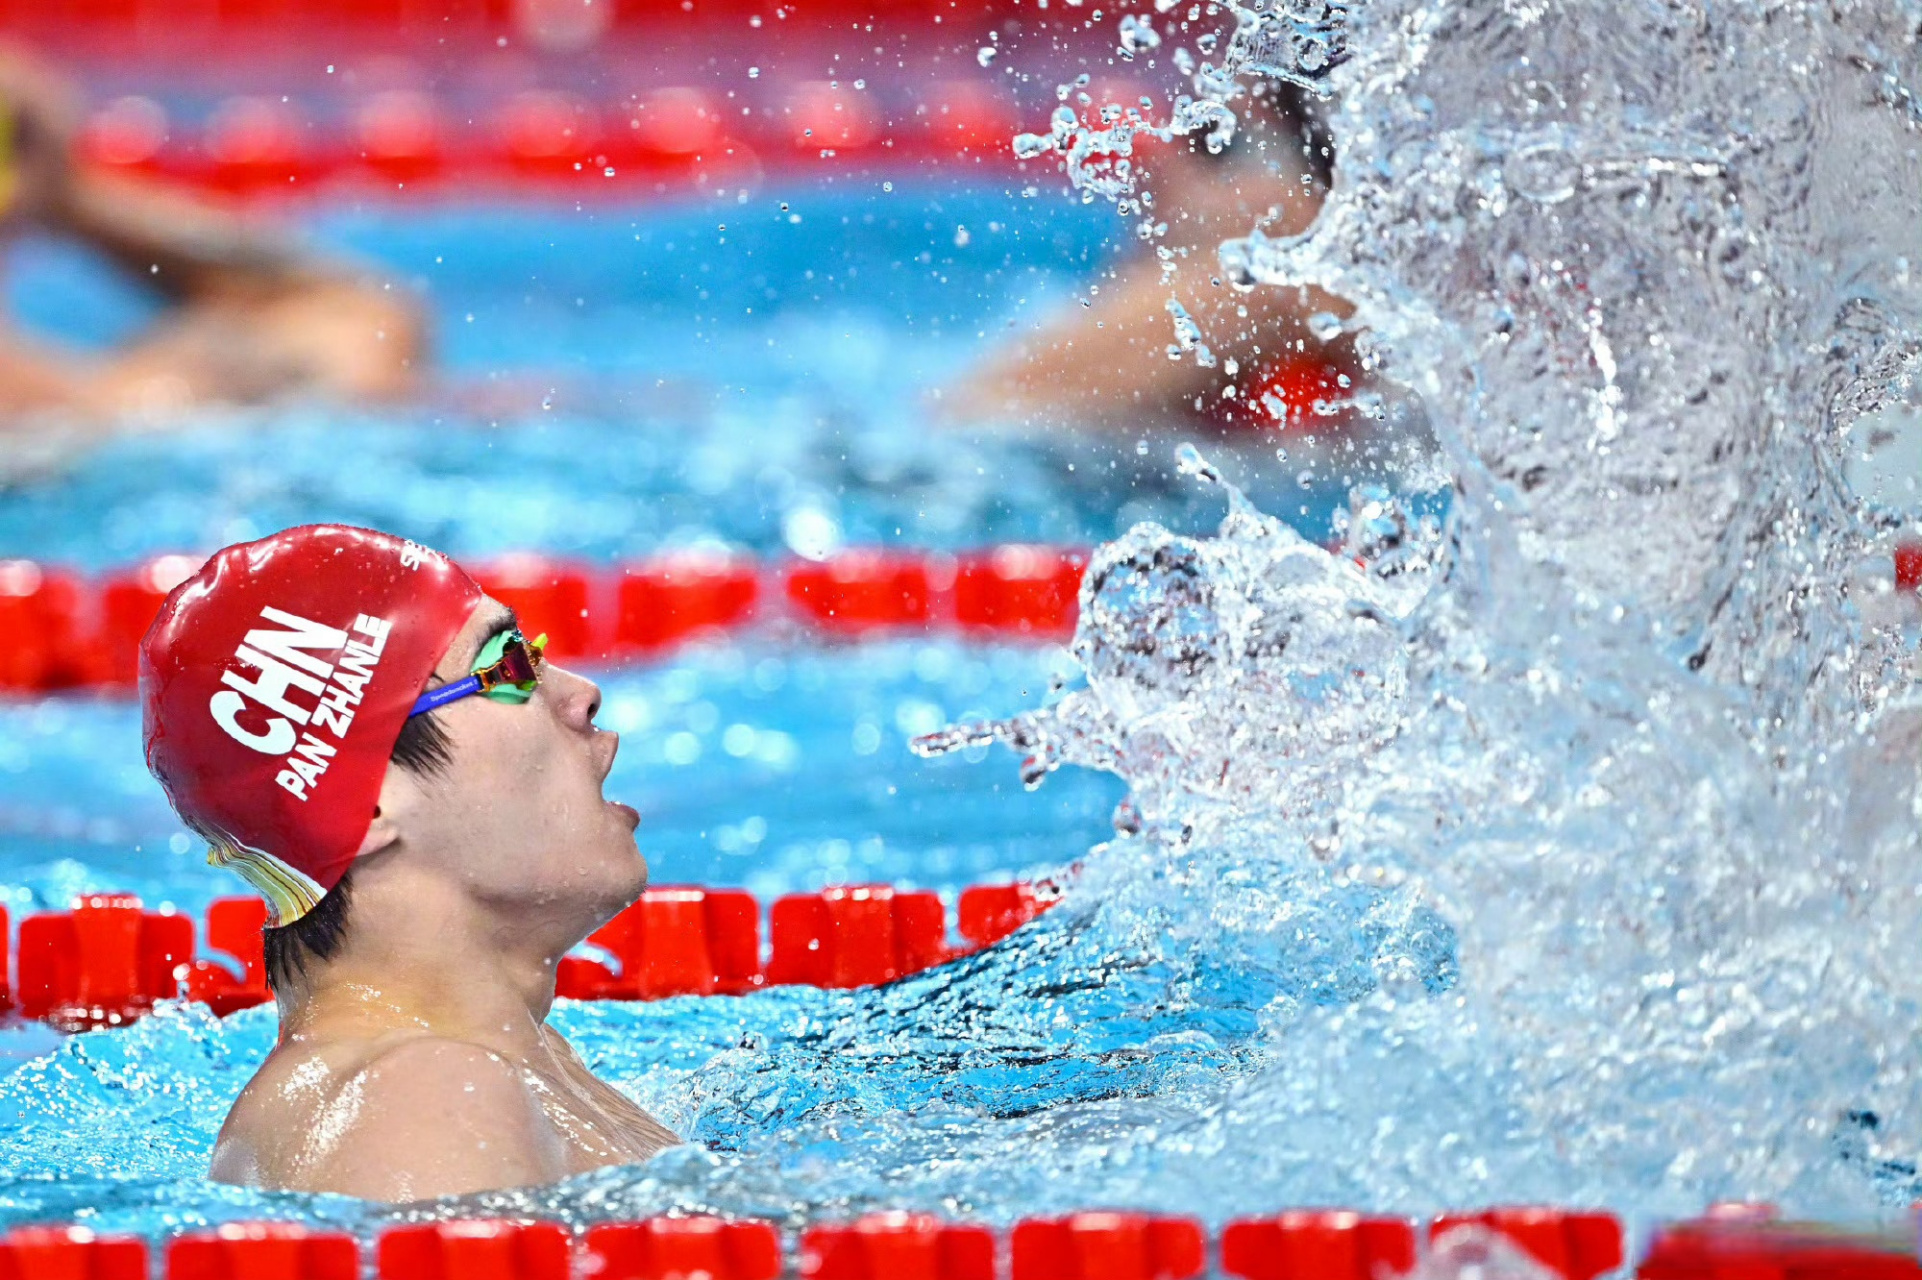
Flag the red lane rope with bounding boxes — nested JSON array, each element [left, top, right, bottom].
[[1897, 539, 1922, 594], [0, 881, 1058, 1029], [26, 1208, 1913, 1280], [73, 83, 1035, 202], [3, 0, 1031, 40], [0, 545, 1090, 694], [13, 534, 1909, 696]]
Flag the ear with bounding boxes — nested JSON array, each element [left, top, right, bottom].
[[356, 808, 400, 861], [354, 762, 414, 860]]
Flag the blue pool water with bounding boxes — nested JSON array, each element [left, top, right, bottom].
[[4, 0, 1921, 1245]]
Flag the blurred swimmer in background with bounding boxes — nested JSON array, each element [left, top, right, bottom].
[[0, 49, 422, 429], [955, 81, 1356, 432]]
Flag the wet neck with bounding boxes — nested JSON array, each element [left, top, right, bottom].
[[280, 889, 566, 1054]]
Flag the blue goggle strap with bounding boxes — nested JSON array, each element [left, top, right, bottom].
[[410, 675, 482, 718]]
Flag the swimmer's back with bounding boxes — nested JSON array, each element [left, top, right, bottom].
[[211, 1024, 674, 1201], [211, 1032, 565, 1201]]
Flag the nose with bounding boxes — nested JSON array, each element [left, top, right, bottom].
[[546, 662, 603, 732]]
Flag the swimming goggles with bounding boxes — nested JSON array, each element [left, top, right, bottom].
[[409, 629, 548, 718]]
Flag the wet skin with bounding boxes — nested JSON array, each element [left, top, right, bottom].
[[208, 600, 679, 1202]]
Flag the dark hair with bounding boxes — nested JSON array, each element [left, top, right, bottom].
[[1264, 80, 1334, 189], [390, 706, 456, 776], [261, 712, 453, 992], [1201, 80, 1335, 190]]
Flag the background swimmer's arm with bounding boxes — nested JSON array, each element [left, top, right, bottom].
[[952, 263, 1346, 428], [0, 324, 111, 419], [59, 170, 322, 303], [0, 48, 426, 413], [291, 1039, 571, 1203], [947, 130, 1340, 429], [951, 267, 1216, 426], [0, 51, 308, 301], [59, 177, 428, 400]]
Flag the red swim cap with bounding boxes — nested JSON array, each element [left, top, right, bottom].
[[141, 526, 484, 924]]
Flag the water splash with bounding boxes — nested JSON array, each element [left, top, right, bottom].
[[918, 453, 1424, 838], [943, 0, 1922, 1215]]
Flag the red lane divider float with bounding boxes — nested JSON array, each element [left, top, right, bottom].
[[1220, 1211, 1417, 1280], [1640, 1216, 1922, 1279], [802, 1213, 996, 1280], [0, 560, 91, 691], [378, 1214, 576, 1276], [16, 892, 194, 1032], [67, 80, 1034, 203], [0, 544, 1086, 695], [183, 896, 272, 1016], [588, 1218, 782, 1280], [556, 886, 763, 1000], [1896, 537, 1922, 594], [1459, 1210, 1920, 1280], [616, 551, 760, 656], [377, 1221, 573, 1280], [1011, 1213, 1207, 1280], [0, 1225, 148, 1280], [787, 549, 940, 635], [955, 547, 1087, 639], [99, 556, 203, 687], [767, 884, 949, 989], [25, 1210, 1919, 1280], [168, 1222, 358, 1280], [4, 881, 1057, 1030], [473, 553, 599, 662], [1431, 1207, 1624, 1280], [957, 882, 1049, 951]]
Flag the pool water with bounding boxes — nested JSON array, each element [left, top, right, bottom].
[[2, 0, 1920, 1249]]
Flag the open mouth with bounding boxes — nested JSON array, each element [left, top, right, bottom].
[[595, 733, 637, 827]]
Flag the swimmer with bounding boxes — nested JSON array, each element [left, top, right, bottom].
[[0, 50, 422, 428], [141, 527, 675, 1202], [953, 81, 1353, 430]]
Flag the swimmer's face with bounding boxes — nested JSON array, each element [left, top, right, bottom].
[[380, 597, 647, 941]]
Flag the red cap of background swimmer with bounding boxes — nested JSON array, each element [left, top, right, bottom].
[[140, 526, 483, 925]]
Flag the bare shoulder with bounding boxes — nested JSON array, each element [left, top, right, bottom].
[[214, 1035, 568, 1202]]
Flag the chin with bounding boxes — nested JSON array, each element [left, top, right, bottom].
[[598, 839, 650, 916]]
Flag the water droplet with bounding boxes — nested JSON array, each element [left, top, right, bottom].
[[1507, 138, 1578, 204]]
